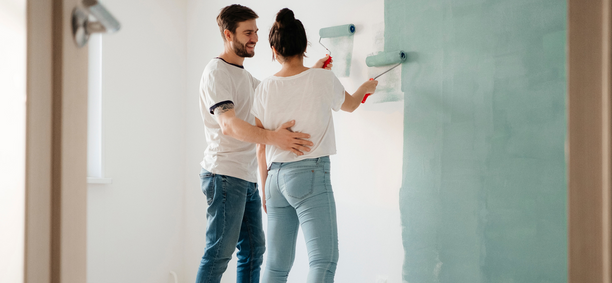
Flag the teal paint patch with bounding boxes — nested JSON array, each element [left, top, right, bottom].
[[543, 30, 567, 79], [372, 92, 402, 103], [367, 64, 404, 104], [387, 0, 568, 282], [325, 35, 354, 77]]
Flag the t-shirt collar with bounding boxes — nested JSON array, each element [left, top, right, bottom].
[[215, 57, 244, 69]]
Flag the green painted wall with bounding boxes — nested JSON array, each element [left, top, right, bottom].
[[386, 0, 567, 282]]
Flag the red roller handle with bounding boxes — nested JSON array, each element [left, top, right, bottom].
[[322, 55, 332, 69], [362, 78, 374, 103]]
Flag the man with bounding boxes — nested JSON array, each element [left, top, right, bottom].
[[196, 4, 331, 283]]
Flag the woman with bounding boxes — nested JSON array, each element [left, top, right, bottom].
[[251, 8, 378, 283]]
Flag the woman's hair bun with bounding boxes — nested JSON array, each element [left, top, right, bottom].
[[269, 8, 307, 59], [275, 8, 295, 27]]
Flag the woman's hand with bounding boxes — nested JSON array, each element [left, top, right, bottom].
[[360, 79, 379, 94], [313, 55, 333, 70], [262, 198, 267, 214]]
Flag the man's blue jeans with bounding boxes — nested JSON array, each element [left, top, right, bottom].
[[195, 169, 265, 283], [262, 156, 339, 283]]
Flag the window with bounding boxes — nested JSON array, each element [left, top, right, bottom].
[[87, 34, 111, 184]]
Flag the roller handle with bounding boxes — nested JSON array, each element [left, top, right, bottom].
[[322, 55, 332, 69], [362, 78, 374, 103]]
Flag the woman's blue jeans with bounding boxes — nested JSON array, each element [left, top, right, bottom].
[[195, 169, 265, 283], [262, 156, 339, 283]]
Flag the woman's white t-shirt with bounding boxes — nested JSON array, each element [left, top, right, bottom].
[[252, 68, 345, 167]]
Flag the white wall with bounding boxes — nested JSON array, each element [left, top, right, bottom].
[[86, 0, 188, 283], [0, 1, 26, 283], [184, 1, 404, 282]]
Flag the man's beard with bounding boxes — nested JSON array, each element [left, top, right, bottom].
[[233, 37, 255, 58]]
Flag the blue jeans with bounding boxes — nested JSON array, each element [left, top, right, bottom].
[[262, 156, 339, 283], [195, 169, 265, 283]]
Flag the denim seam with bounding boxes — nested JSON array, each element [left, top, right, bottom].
[[283, 165, 315, 169], [323, 171, 335, 282], [274, 168, 280, 205], [205, 177, 214, 206], [287, 218, 298, 278], [265, 171, 273, 201], [245, 184, 255, 282], [205, 176, 226, 283], [272, 168, 292, 208]]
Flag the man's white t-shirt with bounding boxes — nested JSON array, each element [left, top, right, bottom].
[[199, 58, 260, 183], [252, 68, 345, 167]]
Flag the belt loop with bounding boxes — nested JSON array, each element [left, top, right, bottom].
[[316, 157, 321, 164]]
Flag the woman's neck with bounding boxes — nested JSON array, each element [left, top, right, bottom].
[[275, 56, 309, 77]]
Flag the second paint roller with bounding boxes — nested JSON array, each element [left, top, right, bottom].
[[318, 24, 355, 68], [362, 50, 407, 103]]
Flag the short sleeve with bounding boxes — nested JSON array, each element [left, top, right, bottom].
[[252, 76, 261, 90], [201, 68, 234, 115], [330, 74, 345, 112], [251, 83, 265, 122]]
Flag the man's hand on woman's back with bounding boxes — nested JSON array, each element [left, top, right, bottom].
[[270, 120, 313, 156]]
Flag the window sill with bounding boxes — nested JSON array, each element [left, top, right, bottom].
[[87, 177, 113, 184]]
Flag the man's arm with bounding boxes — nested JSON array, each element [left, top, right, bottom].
[[255, 118, 268, 213], [214, 102, 313, 155]]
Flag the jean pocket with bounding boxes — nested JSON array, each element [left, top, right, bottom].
[[205, 185, 215, 205], [281, 169, 315, 199], [200, 175, 215, 205]]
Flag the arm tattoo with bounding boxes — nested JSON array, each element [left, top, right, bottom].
[[212, 101, 235, 115]]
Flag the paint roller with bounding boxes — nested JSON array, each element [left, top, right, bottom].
[[362, 50, 407, 103], [318, 24, 356, 68]]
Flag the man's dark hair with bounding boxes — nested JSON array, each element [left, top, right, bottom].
[[269, 8, 307, 59], [217, 4, 259, 41]]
